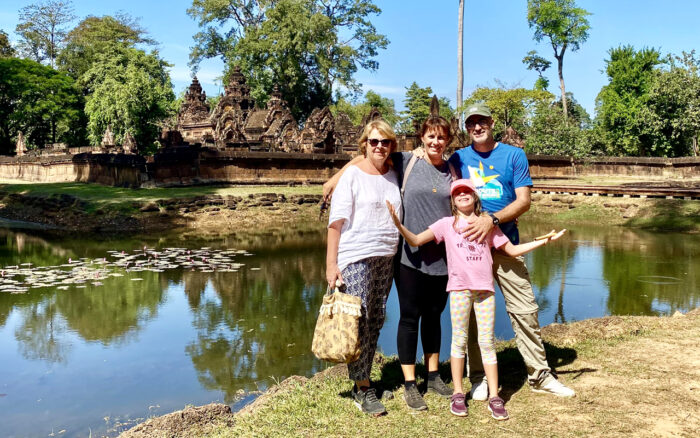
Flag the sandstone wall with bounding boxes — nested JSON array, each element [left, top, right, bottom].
[[149, 148, 351, 186], [0, 149, 698, 187], [528, 155, 700, 179]]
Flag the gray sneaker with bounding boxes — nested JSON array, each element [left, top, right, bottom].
[[426, 375, 452, 398], [403, 385, 428, 411], [352, 386, 387, 416]]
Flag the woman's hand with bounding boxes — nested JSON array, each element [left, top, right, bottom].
[[411, 147, 426, 159], [385, 200, 401, 228], [322, 180, 335, 203], [326, 263, 343, 288]]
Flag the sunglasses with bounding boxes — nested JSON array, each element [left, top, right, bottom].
[[465, 119, 491, 129], [367, 138, 392, 148]]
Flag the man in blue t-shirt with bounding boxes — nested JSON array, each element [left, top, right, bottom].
[[449, 103, 575, 399]]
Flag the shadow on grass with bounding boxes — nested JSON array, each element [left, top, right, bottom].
[[349, 341, 595, 403], [625, 199, 700, 232]]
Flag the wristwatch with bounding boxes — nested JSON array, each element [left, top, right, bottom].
[[488, 213, 500, 225]]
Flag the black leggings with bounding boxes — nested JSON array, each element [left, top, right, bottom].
[[395, 264, 449, 365]]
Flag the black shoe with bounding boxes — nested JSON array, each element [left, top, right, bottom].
[[352, 386, 387, 416], [427, 375, 452, 398], [403, 384, 428, 411]]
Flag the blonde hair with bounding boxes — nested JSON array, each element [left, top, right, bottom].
[[358, 119, 398, 156], [451, 190, 484, 231]]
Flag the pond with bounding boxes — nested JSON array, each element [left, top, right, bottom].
[[0, 223, 698, 437]]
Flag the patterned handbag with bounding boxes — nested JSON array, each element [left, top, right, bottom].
[[311, 284, 362, 363]]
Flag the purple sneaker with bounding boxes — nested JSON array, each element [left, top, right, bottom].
[[450, 393, 468, 417], [488, 396, 509, 420]]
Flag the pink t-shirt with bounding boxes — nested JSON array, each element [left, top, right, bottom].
[[429, 216, 510, 292]]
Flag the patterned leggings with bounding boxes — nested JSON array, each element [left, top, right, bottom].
[[450, 290, 497, 364], [342, 255, 395, 382]]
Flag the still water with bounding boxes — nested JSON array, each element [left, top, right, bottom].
[[0, 224, 698, 437]]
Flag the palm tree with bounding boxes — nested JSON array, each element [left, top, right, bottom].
[[457, 0, 465, 127]]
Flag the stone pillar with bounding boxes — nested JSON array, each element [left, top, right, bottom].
[[16, 131, 26, 157]]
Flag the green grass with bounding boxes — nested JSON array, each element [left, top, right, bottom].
[[197, 314, 700, 438], [0, 182, 322, 205]]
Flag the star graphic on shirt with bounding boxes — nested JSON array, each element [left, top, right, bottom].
[[469, 161, 499, 187]]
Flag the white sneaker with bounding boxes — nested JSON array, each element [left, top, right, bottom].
[[531, 378, 575, 397], [469, 379, 488, 401]]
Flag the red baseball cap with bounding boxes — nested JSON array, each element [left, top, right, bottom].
[[450, 178, 477, 196]]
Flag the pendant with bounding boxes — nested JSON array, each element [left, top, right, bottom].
[[432, 188, 437, 193]]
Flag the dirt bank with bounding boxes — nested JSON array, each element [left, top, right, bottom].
[[0, 190, 326, 236], [119, 309, 700, 438]]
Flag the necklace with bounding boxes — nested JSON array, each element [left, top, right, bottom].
[[428, 161, 446, 193]]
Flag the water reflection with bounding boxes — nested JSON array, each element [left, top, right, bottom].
[[186, 244, 326, 400], [0, 225, 698, 437]]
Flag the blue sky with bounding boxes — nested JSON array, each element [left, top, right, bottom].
[[1, 1, 698, 117]]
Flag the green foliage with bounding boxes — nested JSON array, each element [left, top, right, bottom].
[[0, 58, 85, 154], [330, 90, 399, 128], [82, 45, 175, 153], [527, 0, 590, 52], [464, 85, 552, 140], [641, 51, 700, 157], [523, 50, 551, 90], [595, 45, 663, 156], [15, 0, 76, 68], [187, 0, 388, 121], [398, 82, 453, 134], [0, 30, 15, 58], [526, 95, 598, 157], [58, 14, 155, 81], [527, 0, 591, 117]]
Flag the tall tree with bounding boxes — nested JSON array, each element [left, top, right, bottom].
[[58, 14, 155, 81], [457, 0, 464, 127], [0, 58, 84, 154], [522, 50, 551, 90], [82, 45, 175, 153], [187, 0, 388, 121], [0, 30, 15, 58], [399, 82, 453, 134], [642, 52, 700, 157], [595, 45, 662, 156], [464, 84, 552, 140], [330, 90, 400, 127], [15, 0, 76, 68], [527, 0, 590, 119]]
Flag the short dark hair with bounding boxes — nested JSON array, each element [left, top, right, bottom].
[[419, 116, 453, 144]]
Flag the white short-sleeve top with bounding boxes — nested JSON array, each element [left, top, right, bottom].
[[328, 165, 402, 271]]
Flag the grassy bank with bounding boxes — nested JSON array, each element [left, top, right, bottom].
[[1, 181, 699, 234], [121, 310, 700, 437]]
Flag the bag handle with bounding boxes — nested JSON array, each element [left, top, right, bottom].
[[401, 149, 458, 200]]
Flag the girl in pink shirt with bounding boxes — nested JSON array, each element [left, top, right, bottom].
[[387, 178, 565, 420]]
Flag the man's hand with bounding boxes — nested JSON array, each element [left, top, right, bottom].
[[462, 215, 494, 244]]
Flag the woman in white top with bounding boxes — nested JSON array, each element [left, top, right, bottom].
[[326, 119, 402, 416]]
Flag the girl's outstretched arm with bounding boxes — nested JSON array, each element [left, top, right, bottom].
[[385, 200, 435, 247], [500, 229, 567, 257]]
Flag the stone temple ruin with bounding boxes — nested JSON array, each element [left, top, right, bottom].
[[175, 66, 363, 154]]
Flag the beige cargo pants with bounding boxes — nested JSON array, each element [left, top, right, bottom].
[[467, 250, 553, 386]]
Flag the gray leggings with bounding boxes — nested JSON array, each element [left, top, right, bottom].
[[341, 255, 394, 382]]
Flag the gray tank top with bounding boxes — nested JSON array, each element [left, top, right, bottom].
[[392, 152, 453, 276]]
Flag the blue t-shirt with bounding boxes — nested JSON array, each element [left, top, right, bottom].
[[448, 143, 532, 244]]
